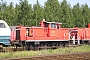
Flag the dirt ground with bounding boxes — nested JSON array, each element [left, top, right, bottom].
[[2, 52, 90, 60]]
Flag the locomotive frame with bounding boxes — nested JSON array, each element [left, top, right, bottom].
[[0, 19, 90, 51], [10, 20, 90, 50]]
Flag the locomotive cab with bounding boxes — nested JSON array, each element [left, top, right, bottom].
[[0, 20, 11, 46], [40, 20, 61, 29], [40, 20, 62, 37]]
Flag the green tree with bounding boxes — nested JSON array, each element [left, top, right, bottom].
[[81, 4, 90, 27], [0, 0, 7, 20], [72, 3, 83, 27], [0, 0, 90, 28], [44, 0, 61, 22], [4, 2, 15, 25], [60, 0, 74, 27], [33, 0, 44, 26], [16, 0, 33, 26]]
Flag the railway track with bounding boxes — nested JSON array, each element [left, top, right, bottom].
[[2, 52, 90, 60], [0, 44, 79, 52], [0, 47, 23, 52]]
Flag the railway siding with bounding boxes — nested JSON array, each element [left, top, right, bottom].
[[2, 52, 90, 60]]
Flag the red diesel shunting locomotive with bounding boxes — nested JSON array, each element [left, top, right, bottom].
[[10, 19, 90, 50]]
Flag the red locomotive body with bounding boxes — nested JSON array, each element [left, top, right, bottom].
[[10, 26, 16, 42], [85, 28, 90, 40], [10, 20, 90, 50], [10, 20, 70, 50], [69, 26, 90, 44], [15, 20, 69, 41]]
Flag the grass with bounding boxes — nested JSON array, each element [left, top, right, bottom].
[[0, 45, 90, 59]]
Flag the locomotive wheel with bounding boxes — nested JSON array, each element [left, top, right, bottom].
[[30, 45, 34, 50], [34, 45, 38, 50], [89, 41, 90, 45], [25, 43, 30, 50]]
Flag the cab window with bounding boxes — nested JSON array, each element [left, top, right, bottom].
[[50, 23, 57, 28], [43, 22, 49, 28], [0, 23, 6, 28]]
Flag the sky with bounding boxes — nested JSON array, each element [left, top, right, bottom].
[[2, 0, 90, 7]]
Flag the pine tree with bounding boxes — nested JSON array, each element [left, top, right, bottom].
[[81, 4, 89, 27], [5, 2, 15, 25], [72, 3, 83, 27], [16, 0, 33, 26], [33, 0, 44, 26], [60, 0, 74, 27], [44, 0, 61, 22], [0, 0, 90, 28], [0, 0, 7, 20]]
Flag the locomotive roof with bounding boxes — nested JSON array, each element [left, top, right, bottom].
[[43, 21, 62, 24], [9, 26, 17, 28], [0, 20, 5, 23]]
